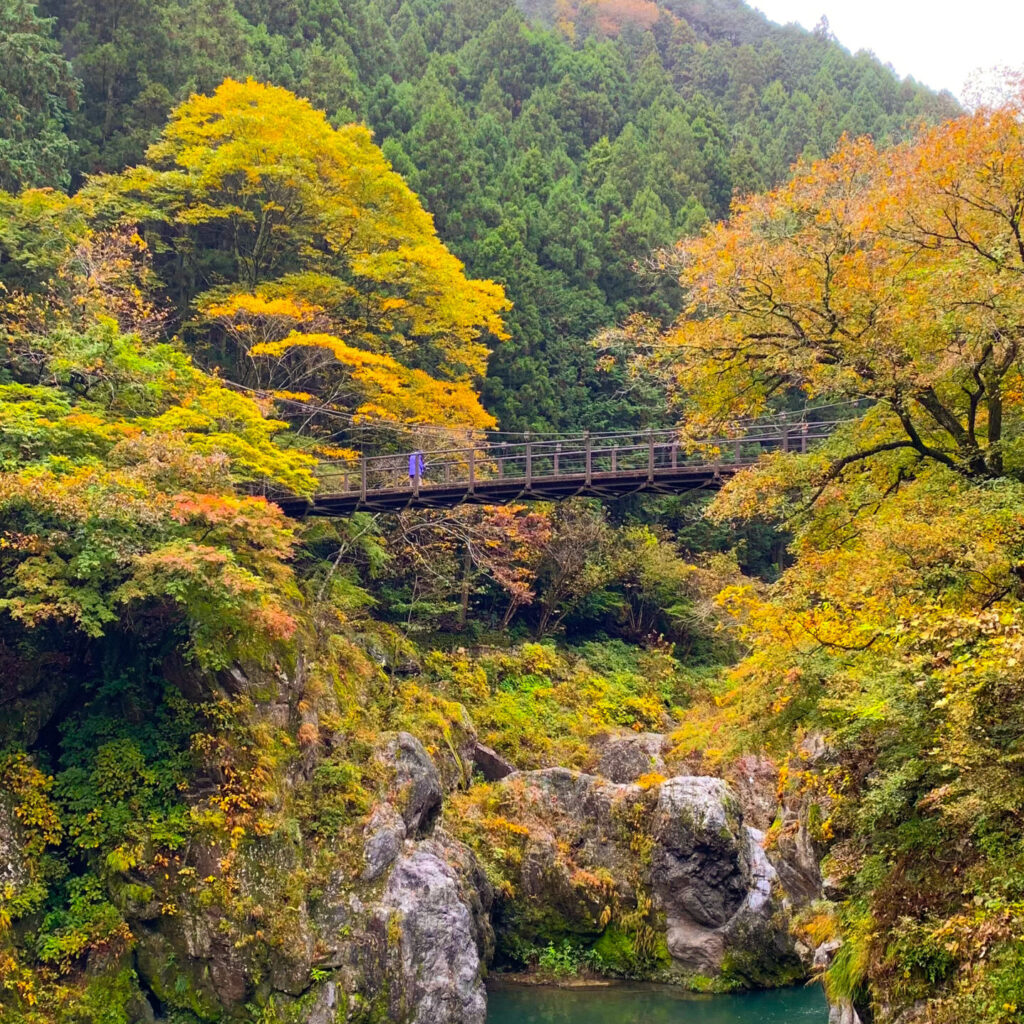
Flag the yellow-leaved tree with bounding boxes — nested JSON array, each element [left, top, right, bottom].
[[84, 79, 509, 436]]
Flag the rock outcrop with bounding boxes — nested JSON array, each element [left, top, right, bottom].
[[483, 768, 803, 987], [471, 741, 515, 782], [378, 732, 444, 837], [373, 841, 493, 1024], [13, 697, 818, 1024], [829, 1000, 866, 1024], [310, 831, 492, 1024], [121, 729, 493, 1024], [595, 732, 667, 783], [0, 794, 29, 897]]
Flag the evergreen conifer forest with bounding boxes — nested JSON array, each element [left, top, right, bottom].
[[1, 2, 1022, 1023]]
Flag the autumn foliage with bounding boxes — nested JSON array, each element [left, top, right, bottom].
[[85, 79, 508, 434], [0, 78, 513, 673], [652, 84, 1024, 1022], [662, 95, 1024, 481], [554, 0, 661, 38]]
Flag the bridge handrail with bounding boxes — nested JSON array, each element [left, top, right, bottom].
[[293, 419, 842, 498], [316, 421, 841, 470]]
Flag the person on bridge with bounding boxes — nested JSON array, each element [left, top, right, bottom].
[[408, 451, 425, 484]]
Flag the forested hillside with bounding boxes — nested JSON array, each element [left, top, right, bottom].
[[6, 5, 1022, 1024], [13, 0, 958, 429]]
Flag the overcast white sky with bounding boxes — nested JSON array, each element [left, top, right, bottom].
[[752, 1, 1024, 100]]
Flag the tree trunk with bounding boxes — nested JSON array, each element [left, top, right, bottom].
[[458, 544, 472, 630]]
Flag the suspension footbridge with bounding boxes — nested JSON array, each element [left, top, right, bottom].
[[271, 420, 838, 517]]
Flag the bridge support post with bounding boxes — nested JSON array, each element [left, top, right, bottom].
[[360, 458, 367, 503], [584, 431, 592, 486], [525, 433, 532, 489], [468, 447, 476, 494], [647, 430, 655, 482]]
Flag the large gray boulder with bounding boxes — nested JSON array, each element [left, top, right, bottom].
[[596, 732, 667, 783], [373, 843, 491, 1024], [653, 776, 752, 928], [487, 769, 802, 987]]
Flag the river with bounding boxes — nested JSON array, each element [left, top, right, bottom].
[[486, 982, 828, 1024]]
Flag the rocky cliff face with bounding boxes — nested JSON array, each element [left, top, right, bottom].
[[1, 704, 827, 1024], [120, 731, 495, 1024], [463, 766, 806, 989]]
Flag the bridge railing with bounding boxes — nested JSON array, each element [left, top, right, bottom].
[[306, 420, 841, 500]]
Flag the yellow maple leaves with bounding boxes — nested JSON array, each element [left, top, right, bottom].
[[89, 78, 509, 432], [199, 289, 497, 430], [251, 332, 497, 430]]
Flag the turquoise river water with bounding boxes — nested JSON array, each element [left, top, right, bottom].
[[486, 982, 828, 1024]]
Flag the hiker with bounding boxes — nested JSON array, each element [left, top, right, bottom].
[[408, 450, 425, 484]]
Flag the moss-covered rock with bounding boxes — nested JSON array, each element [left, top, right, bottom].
[[451, 768, 805, 990]]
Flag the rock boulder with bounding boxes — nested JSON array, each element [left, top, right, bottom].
[[378, 732, 443, 837], [595, 732, 667, 783], [373, 841, 492, 1024], [487, 768, 802, 987]]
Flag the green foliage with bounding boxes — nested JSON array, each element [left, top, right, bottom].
[[37, 0, 955, 432], [591, 922, 671, 978], [537, 938, 600, 977], [883, 920, 956, 995], [0, 0, 78, 191], [297, 758, 373, 839], [824, 911, 871, 1003], [35, 875, 131, 972], [55, 672, 197, 860], [423, 640, 693, 768], [0, 188, 88, 294], [0, 317, 313, 668]]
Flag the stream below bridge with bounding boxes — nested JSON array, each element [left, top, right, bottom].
[[486, 981, 828, 1024]]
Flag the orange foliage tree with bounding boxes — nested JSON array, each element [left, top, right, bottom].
[[660, 93, 1024, 483]]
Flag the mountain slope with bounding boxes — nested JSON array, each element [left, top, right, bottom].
[[32, 0, 960, 431]]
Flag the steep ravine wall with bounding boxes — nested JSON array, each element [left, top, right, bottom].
[[1, 686, 841, 1023], [139, 732, 836, 1022]]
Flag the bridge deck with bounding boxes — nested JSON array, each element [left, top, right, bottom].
[[273, 464, 729, 516]]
